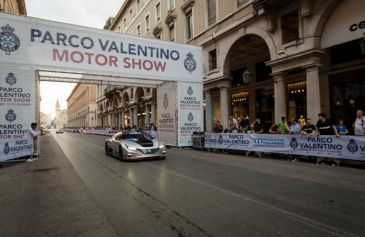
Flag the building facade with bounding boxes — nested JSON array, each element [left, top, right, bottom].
[[67, 84, 97, 128], [101, 0, 365, 132], [54, 99, 67, 129], [0, 0, 26, 15]]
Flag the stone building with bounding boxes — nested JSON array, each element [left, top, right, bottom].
[[0, 0, 26, 15], [53, 99, 67, 129], [67, 84, 97, 128], [100, 0, 365, 131]]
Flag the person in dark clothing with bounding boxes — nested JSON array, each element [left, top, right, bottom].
[[301, 118, 316, 136], [213, 121, 223, 133], [251, 118, 263, 134], [239, 115, 250, 133], [316, 113, 339, 137]]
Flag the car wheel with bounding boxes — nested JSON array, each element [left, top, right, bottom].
[[118, 146, 124, 161], [105, 143, 109, 156]]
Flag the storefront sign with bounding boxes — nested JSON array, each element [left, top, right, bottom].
[[0, 69, 35, 161], [321, 0, 365, 48], [177, 82, 203, 146], [0, 13, 202, 83], [157, 82, 177, 146], [205, 133, 365, 161]]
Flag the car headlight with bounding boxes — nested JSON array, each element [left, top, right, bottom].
[[159, 145, 165, 149], [128, 146, 137, 151]]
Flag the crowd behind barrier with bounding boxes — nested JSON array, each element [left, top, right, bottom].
[[204, 133, 365, 161]]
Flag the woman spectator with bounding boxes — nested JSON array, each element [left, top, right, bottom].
[[336, 119, 349, 135]]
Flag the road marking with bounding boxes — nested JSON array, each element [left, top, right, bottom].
[[145, 162, 359, 237]]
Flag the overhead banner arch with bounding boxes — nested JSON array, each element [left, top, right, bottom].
[[0, 13, 204, 161], [0, 13, 202, 83]]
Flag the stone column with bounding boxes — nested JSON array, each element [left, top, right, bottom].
[[306, 66, 321, 121], [150, 104, 156, 125], [129, 108, 134, 126], [220, 87, 229, 129], [274, 73, 287, 124], [120, 111, 125, 128], [145, 105, 150, 125], [133, 107, 138, 127], [205, 90, 213, 132]]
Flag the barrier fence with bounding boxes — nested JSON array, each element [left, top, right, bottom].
[[204, 133, 365, 161]]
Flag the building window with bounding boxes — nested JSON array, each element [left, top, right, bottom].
[[186, 11, 193, 40], [281, 10, 299, 44], [169, 0, 175, 10], [137, 24, 141, 35], [169, 24, 175, 41], [255, 60, 271, 82], [145, 14, 150, 32], [207, 0, 216, 26], [155, 2, 161, 22], [123, 17, 127, 27], [118, 26, 121, 32], [137, 0, 141, 12], [237, 0, 249, 7], [129, 8, 133, 21], [131, 89, 134, 99], [208, 49, 217, 70]]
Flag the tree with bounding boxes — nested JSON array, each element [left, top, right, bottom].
[[103, 17, 114, 30]]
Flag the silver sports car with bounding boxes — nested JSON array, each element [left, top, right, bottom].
[[105, 131, 166, 161]]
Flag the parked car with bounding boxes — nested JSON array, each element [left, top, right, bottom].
[[56, 129, 64, 134], [105, 131, 166, 161]]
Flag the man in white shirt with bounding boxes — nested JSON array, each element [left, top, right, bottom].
[[353, 110, 365, 136], [27, 122, 41, 158]]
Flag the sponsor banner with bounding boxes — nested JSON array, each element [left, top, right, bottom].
[[205, 133, 365, 161], [157, 82, 177, 146], [0, 69, 35, 161], [0, 13, 202, 83], [177, 82, 203, 146]]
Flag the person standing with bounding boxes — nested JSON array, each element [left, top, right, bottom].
[[27, 122, 42, 159], [301, 118, 316, 136], [353, 110, 365, 136], [288, 119, 301, 135], [213, 120, 223, 133], [239, 115, 250, 133], [278, 116, 288, 134], [336, 119, 349, 135], [227, 115, 238, 132], [316, 113, 339, 137], [251, 118, 263, 134]]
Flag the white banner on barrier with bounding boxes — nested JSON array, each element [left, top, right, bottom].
[[0, 13, 202, 83], [0, 69, 35, 161], [157, 82, 177, 146], [177, 82, 203, 146], [205, 133, 365, 161]]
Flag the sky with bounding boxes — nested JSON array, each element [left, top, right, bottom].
[[26, 0, 124, 118]]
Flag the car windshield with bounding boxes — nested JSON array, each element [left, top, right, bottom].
[[114, 132, 152, 141]]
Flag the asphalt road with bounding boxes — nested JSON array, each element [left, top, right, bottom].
[[52, 131, 365, 237]]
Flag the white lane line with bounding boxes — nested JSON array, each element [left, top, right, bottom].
[[145, 162, 359, 237]]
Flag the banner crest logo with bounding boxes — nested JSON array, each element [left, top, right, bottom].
[[5, 72, 17, 85], [289, 137, 299, 149], [347, 139, 358, 154], [5, 109, 16, 122], [3, 143, 10, 155], [184, 52, 196, 73], [0, 24, 20, 55], [163, 93, 168, 109]]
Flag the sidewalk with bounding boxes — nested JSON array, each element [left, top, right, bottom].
[[0, 133, 119, 237]]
